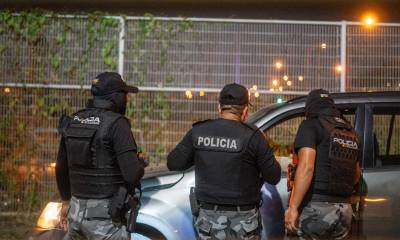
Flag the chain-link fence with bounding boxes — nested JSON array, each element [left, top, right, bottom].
[[1, 12, 400, 213]]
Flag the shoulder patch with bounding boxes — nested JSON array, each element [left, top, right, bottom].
[[192, 119, 211, 127]]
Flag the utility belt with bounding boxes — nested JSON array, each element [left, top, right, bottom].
[[200, 202, 258, 212], [310, 193, 351, 203]]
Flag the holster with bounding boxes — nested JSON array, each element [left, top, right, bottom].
[[189, 187, 200, 217], [109, 186, 128, 223], [126, 196, 140, 233]]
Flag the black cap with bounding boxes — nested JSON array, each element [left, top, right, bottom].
[[219, 83, 250, 106], [91, 72, 139, 96], [305, 89, 334, 108]]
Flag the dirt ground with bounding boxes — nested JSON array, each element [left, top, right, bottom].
[[0, 213, 39, 240]]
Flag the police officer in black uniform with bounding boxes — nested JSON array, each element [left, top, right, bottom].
[[167, 83, 281, 240], [56, 72, 144, 240], [285, 89, 361, 239]]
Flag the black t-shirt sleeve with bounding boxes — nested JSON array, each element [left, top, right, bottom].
[[110, 118, 144, 193], [294, 120, 319, 153], [55, 137, 71, 201], [111, 118, 138, 155], [248, 130, 281, 185], [167, 129, 194, 171]]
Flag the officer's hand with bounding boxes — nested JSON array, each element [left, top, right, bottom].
[[137, 151, 149, 168], [285, 206, 299, 235], [60, 200, 69, 231]]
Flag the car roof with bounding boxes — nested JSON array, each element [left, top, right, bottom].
[[287, 91, 400, 104], [250, 91, 400, 128]]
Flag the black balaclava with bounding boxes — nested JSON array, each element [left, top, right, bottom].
[[305, 89, 340, 119], [94, 91, 127, 115]]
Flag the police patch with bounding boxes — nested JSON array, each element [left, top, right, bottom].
[[73, 116, 101, 125], [194, 136, 242, 152]]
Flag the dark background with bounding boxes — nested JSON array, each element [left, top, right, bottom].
[[1, 0, 400, 22]]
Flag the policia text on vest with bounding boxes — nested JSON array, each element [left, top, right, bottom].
[[167, 83, 281, 240]]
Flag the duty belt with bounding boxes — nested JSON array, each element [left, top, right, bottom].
[[200, 202, 257, 211]]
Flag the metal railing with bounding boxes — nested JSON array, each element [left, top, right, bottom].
[[1, 14, 400, 212]]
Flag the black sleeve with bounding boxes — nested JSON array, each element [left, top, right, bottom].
[[167, 129, 194, 171], [55, 137, 71, 201], [248, 130, 281, 185], [294, 120, 318, 153], [111, 118, 144, 194]]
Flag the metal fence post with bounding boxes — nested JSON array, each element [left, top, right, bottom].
[[340, 20, 347, 92], [118, 16, 126, 76]]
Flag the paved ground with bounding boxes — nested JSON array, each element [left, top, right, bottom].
[[0, 213, 39, 240]]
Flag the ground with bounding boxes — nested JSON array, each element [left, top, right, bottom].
[[0, 213, 39, 240]]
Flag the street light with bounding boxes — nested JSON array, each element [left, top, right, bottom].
[[363, 15, 376, 27], [275, 62, 282, 69]]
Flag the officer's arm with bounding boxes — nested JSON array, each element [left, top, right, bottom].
[[55, 137, 71, 201], [112, 118, 144, 194], [288, 147, 316, 210], [167, 129, 194, 171], [353, 161, 361, 185], [251, 130, 281, 185]]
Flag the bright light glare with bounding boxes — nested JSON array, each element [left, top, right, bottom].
[[254, 92, 260, 98], [287, 80, 292, 86], [269, 88, 275, 92], [321, 43, 327, 49], [199, 91, 205, 97], [252, 85, 258, 91], [298, 75, 304, 81], [272, 80, 278, 86], [278, 86, 283, 92], [336, 65, 342, 72], [364, 197, 387, 202], [364, 15, 376, 26], [50, 162, 56, 168], [4, 87, 11, 93], [37, 202, 62, 229], [283, 75, 288, 81], [277, 97, 284, 104], [275, 62, 282, 69], [185, 90, 193, 99]]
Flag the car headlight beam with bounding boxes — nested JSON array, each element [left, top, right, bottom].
[[37, 202, 62, 229]]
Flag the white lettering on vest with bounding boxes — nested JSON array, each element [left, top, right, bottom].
[[333, 137, 358, 150], [198, 136, 204, 145], [73, 116, 100, 125], [196, 136, 239, 150]]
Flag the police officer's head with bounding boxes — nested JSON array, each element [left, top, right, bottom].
[[218, 83, 250, 122], [305, 89, 336, 118], [91, 72, 138, 115]]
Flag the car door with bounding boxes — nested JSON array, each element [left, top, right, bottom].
[[360, 103, 400, 239], [258, 103, 362, 239]]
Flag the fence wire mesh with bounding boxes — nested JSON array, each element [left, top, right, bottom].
[[1, 14, 400, 212]]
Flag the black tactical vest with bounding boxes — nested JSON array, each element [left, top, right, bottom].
[[191, 119, 261, 205], [61, 100, 125, 199], [313, 115, 360, 197]]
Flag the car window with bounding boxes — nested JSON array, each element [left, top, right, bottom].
[[263, 108, 356, 174], [372, 110, 400, 167], [264, 115, 305, 174]]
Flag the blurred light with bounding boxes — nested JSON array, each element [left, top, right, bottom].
[[254, 91, 260, 98], [298, 75, 304, 81], [269, 88, 275, 92], [287, 80, 292, 86], [252, 85, 258, 91], [49, 162, 56, 168], [321, 43, 327, 49], [364, 197, 387, 202], [283, 75, 289, 81], [37, 202, 62, 229], [275, 62, 282, 69], [336, 65, 342, 73], [272, 79, 278, 87], [276, 96, 284, 104], [185, 90, 193, 99], [4, 87, 11, 93], [363, 15, 376, 27], [199, 91, 205, 97], [278, 86, 283, 92]]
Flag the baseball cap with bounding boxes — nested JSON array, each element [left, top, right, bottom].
[[305, 89, 334, 108], [219, 83, 250, 106], [91, 72, 139, 96]]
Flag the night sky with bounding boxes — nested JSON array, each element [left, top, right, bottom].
[[1, 0, 400, 23]]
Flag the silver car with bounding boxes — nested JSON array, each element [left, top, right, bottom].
[[29, 91, 400, 240]]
